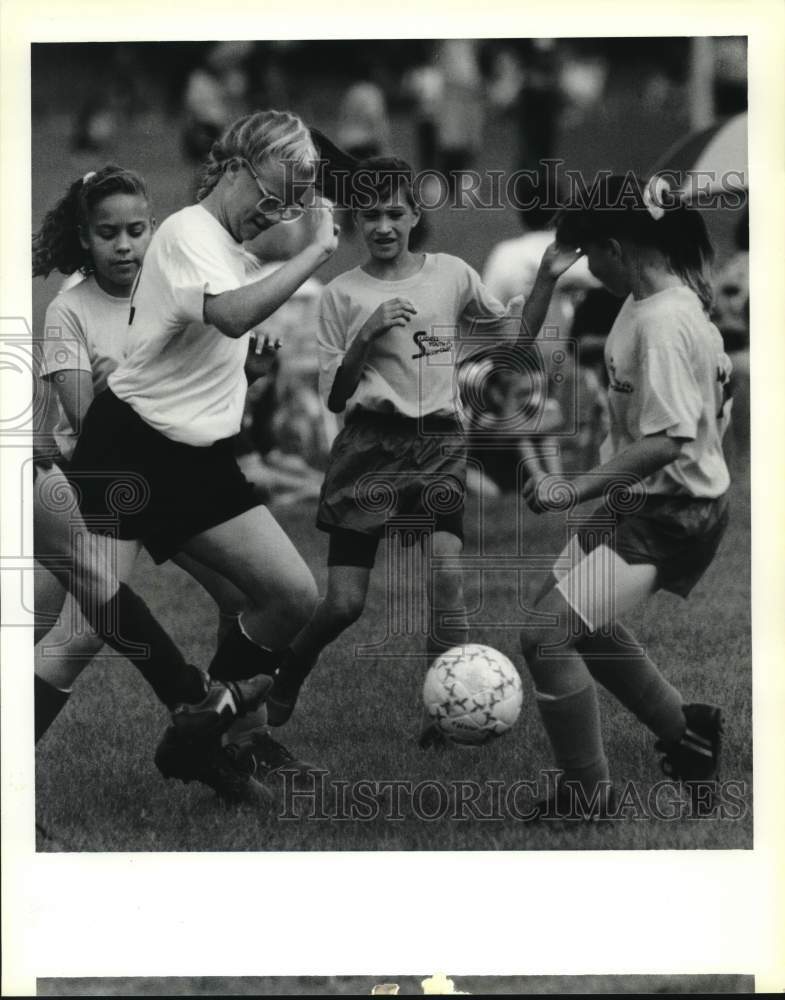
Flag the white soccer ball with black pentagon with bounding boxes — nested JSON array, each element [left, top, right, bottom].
[[423, 644, 523, 745]]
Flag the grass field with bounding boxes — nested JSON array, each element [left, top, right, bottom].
[[35, 458, 751, 853], [30, 89, 751, 854]]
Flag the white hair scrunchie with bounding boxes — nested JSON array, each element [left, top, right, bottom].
[[82, 170, 97, 185], [642, 175, 671, 221]]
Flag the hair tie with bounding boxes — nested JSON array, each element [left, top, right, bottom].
[[82, 171, 97, 186], [643, 175, 671, 221]]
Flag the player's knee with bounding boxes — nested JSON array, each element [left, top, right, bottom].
[[328, 590, 366, 629], [282, 572, 319, 628], [255, 567, 317, 630]]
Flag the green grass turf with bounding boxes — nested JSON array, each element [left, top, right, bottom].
[[35, 463, 751, 852]]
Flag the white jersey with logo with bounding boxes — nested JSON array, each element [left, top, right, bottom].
[[109, 204, 260, 447], [40, 274, 131, 460], [601, 285, 732, 498], [317, 252, 520, 419]]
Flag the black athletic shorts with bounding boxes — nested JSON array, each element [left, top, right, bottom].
[[69, 389, 261, 564]]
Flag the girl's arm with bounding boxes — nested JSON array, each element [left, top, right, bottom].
[[523, 433, 685, 512], [326, 297, 417, 413], [204, 206, 339, 339], [52, 370, 94, 435], [516, 243, 585, 345]]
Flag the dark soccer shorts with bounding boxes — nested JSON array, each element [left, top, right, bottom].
[[69, 389, 261, 564], [573, 492, 730, 598], [317, 407, 467, 567]]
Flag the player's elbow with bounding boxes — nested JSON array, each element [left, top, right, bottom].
[[203, 298, 248, 339], [215, 316, 249, 339]]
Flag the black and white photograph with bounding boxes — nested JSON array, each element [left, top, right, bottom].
[[2, 0, 783, 994]]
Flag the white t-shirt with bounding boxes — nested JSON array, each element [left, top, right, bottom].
[[601, 285, 732, 498], [317, 253, 520, 419], [109, 204, 258, 446], [40, 274, 132, 460]]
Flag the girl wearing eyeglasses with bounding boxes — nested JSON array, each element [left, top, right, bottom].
[[70, 110, 339, 804]]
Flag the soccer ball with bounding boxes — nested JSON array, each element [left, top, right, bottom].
[[423, 644, 523, 745]]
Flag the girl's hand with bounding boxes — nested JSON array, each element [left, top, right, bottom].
[[537, 242, 585, 282], [245, 332, 281, 382], [310, 199, 340, 258], [360, 298, 417, 341]]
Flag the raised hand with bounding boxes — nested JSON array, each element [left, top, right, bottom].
[[537, 241, 585, 282], [309, 197, 340, 258]]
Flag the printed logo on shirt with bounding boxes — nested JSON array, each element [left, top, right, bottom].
[[411, 330, 453, 360], [607, 357, 634, 394]]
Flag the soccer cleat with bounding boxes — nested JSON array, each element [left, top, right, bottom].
[[154, 725, 274, 807], [655, 703, 723, 782], [241, 730, 314, 779], [171, 674, 274, 740], [266, 651, 318, 727]]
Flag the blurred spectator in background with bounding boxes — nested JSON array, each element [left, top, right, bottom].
[[482, 176, 598, 472], [404, 40, 485, 197], [435, 39, 485, 194], [566, 288, 622, 468], [181, 42, 253, 197], [238, 207, 338, 505], [403, 51, 444, 173], [711, 205, 749, 462], [336, 80, 391, 160], [463, 358, 563, 499], [71, 45, 147, 153], [512, 39, 565, 177]]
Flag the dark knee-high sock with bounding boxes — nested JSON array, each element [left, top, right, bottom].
[[208, 618, 282, 682], [208, 619, 284, 746], [576, 626, 685, 742], [35, 675, 70, 743], [535, 684, 610, 795], [84, 583, 205, 709]]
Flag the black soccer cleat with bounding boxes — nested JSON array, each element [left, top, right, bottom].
[[655, 703, 724, 782], [266, 651, 318, 727], [239, 729, 319, 782], [154, 725, 274, 807], [171, 674, 274, 740]]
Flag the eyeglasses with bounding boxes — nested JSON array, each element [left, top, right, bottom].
[[241, 159, 304, 223]]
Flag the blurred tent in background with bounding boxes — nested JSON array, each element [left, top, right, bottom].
[[652, 111, 748, 197]]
